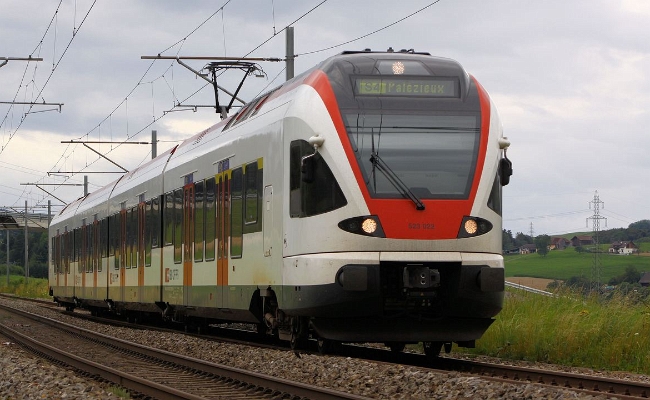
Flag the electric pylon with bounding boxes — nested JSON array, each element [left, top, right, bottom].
[[587, 191, 607, 294]]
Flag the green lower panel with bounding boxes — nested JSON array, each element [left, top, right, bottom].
[[140, 285, 160, 303], [187, 285, 261, 310]]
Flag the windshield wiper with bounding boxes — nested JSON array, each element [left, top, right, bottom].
[[369, 153, 425, 211]]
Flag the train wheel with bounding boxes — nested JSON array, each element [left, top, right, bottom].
[[423, 341, 443, 359]]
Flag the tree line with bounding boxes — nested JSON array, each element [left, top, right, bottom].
[[503, 219, 650, 252], [0, 230, 48, 279]]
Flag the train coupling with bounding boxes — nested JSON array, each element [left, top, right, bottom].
[[402, 265, 440, 289]]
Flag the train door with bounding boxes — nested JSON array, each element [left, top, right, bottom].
[[216, 162, 231, 308], [183, 183, 194, 305]]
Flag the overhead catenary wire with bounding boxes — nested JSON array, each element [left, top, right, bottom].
[[21, 0, 444, 205], [0, 0, 97, 158], [296, 0, 443, 56], [50, 0, 328, 180]]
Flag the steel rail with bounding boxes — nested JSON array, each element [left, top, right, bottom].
[[0, 303, 371, 400]]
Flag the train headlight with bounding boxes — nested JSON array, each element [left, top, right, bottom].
[[338, 216, 385, 238], [362, 218, 377, 234], [457, 216, 493, 238], [464, 219, 478, 235]]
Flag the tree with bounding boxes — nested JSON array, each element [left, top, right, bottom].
[[534, 234, 551, 257], [514, 232, 532, 247], [502, 229, 515, 251], [0, 230, 49, 277]]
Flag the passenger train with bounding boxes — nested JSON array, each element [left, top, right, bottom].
[[49, 49, 512, 355]]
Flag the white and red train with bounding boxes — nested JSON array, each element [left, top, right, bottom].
[[49, 49, 512, 355]]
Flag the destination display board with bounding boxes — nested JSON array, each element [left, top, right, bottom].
[[354, 77, 459, 98]]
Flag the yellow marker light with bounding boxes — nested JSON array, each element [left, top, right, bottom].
[[392, 61, 405, 75], [362, 218, 378, 234], [464, 219, 478, 235]]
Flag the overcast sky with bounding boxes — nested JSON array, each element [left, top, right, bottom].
[[1, 0, 649, 237]]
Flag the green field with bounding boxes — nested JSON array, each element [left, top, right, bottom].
[[505, 249, 650, 282]]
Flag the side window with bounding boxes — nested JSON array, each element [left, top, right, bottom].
[[145, 200, 152, 267], [87, 224, 94, 272], [53, 236, 59, 274], [126, 208, 135, 269], [110, 214, 120, 270], [152, 196, 161, 249], [75, 228, 82, 273], [244, 162, 258, 224], [164, 192, 174, 246], [230, 167, 243, 258], [173, 189, 183, 264], [290, 140, 347, 218], [101, 218, 108, 258], [205, 177, 216, 261], [194, 180, 205, 262]]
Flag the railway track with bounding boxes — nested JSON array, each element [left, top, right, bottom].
[[0, 302, 370, 400], [338, 347, 650, 399], [3, 295, 650, 399], [434, 357, 650, 399]]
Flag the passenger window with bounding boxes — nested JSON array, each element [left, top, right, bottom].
[[164, 192, 174, 246], [205, 177, 216, 261], [194, 180, 205, 262], [230, 167, 243, 258], [174, 189, 183, 264], [244, 162, 258, 224]]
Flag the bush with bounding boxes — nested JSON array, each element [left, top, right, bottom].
[[0, 264, 25, 276], [0, 276, 49, 298]]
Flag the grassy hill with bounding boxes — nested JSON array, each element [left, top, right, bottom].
[[505, 249, 650, 282]]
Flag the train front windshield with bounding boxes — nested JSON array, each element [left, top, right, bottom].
[[343, 113, 480, 200]]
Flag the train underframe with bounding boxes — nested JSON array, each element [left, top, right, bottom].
[[54, 258, 503, 357]]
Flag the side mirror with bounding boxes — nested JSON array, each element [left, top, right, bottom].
[[499, 156, 513, 186]]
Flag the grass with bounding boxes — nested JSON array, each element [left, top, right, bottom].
[[0, 275, 49, 298], [461, 289, 650, 375], [482, 249, 650, 374], [505, 249, 650, 282], [108, 386, 131, 399]]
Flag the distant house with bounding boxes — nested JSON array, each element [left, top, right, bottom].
[[640, 272, 650, 287], [520, 244, 537, 254], [571, 235, 594, 247], [609, 241, 639, 255], [550, 237, 571, 250]]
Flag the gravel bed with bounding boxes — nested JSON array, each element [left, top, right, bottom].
[[0, 337, 117, 399], [0, 297, 634, 399]]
